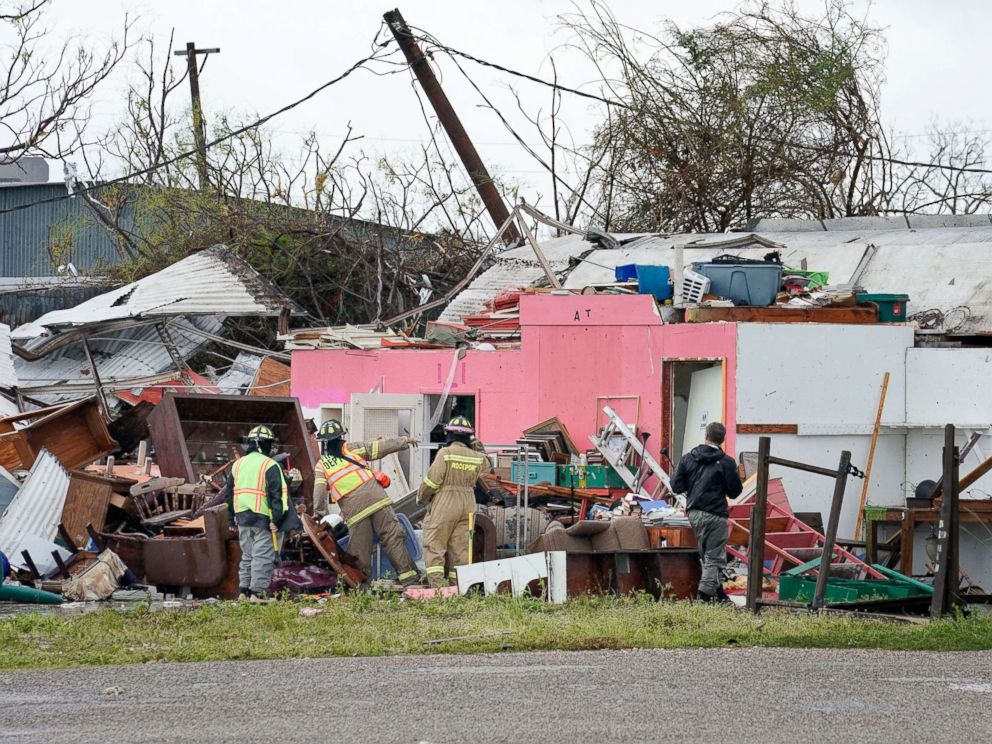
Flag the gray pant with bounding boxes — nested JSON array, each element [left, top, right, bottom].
[[687, 510, 728, 597], [238, 525, 282, 595]]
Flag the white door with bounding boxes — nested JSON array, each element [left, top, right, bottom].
[[349, 393, 426, 493], [680, 365, 724, 458]]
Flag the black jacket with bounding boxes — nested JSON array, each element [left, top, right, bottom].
[[670, 444, 743, 518]]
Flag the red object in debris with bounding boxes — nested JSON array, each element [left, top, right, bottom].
[[115, 372, 219, 406]]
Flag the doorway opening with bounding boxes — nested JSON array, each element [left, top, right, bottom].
[[669, 360, 724, 461], [425, 394, 477, 464]]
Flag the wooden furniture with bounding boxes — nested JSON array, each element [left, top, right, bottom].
[[646, 525, 697, 549], [148, 392, 316, 510], [0, 398, 116, 471], [865, 500, 992, 577]]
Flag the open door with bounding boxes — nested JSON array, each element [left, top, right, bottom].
[[349, 393, 426, 494], [677, 363, 724, 459]]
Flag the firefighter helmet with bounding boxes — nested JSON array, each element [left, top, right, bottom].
[[246, 425, 276, 443], [317, 419, 346, 441], [444, 416, 474, 435]]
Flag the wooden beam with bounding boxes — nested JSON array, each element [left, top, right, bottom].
[[686, 306, 878, 324], [854, 371, 890, 540], [811, 450, 852, 610], [737, 424, 798, 434], [931, 425, 961, 618], [746, 436, 771, 612]]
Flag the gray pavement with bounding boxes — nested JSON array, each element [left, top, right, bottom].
[[1, 647, 991, 743]]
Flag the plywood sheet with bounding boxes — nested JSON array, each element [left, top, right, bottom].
[[61, 472, 114, 548], [248, 356, 292, 397]]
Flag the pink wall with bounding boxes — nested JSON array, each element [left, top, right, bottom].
[[291, 295, 738, 453]]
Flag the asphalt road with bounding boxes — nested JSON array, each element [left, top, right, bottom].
[[2, 648, 991, 743]]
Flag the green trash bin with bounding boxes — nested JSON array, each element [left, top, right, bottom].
[[856, 293, 909, 322]]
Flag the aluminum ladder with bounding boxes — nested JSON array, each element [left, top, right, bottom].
[[588, 406, 685, 508]]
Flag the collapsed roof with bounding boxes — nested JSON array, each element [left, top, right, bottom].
[[0, 245, 301, 407], [12, 244, 303, 356], [441, 215, 992, 335]]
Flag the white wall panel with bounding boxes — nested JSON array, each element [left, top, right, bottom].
[[736, 324, 912, 426], [906, 348, 992, 425], [736, 432, 905, 540]]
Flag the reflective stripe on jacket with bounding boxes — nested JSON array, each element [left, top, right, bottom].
[[418, 442, 487, 502], [232, 451, 289, 518], [317, 445, 375, 503]]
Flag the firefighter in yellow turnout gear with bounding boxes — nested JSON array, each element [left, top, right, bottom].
[[418, 416, 488, 588], [312, 420, 420, 586], [224, 425, 290, 600]]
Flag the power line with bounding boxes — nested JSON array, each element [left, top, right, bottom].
[[0, 43, 399, 217], [417, 33, 992, 178]]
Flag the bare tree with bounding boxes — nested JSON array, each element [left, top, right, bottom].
[[884, 124, 992, 215], [0, 0, 132, 164], [72, 32, 491, 337]]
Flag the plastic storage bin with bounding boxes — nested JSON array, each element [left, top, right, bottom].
[[614, 264, 639, 282], [635, 265, 673, 301], [557, 463, 634, 489], [510, 461, 558, 486], [856, 293, 909, 322], [692, 262, 782, 306]]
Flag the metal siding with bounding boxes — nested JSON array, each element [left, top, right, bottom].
[[13, 245, 299, 346], [0, 449, 70, 558], [0, 184, 122, 277], [14, 315, 224, 404], [0, 323, 16, 388]]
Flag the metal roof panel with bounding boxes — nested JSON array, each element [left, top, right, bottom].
[[0, 449, 70, 558]]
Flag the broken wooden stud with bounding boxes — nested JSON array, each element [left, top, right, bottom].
[[811, 450, 852, 610], [746, 436, 771, 613]]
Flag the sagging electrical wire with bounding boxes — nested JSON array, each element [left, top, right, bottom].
[[413, 30, 992, 178], [0, 26, 402, 217]]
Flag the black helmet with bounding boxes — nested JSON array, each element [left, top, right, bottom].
[[317, 419, 346, 442], [444, 416, 474, 435]]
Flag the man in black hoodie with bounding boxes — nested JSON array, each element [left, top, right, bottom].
[[670, 422, 743, 602]]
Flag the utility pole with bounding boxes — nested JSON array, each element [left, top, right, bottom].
[[174, 42, 220, 190], [384, 9, 520, 244]]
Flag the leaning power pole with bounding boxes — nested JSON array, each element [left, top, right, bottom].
[[174, 41, 220, 190], [384, 9, 520, 244]]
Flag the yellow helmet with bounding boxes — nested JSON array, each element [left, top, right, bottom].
[[247, 425, 276, 443]]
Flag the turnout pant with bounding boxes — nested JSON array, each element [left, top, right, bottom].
[[238, 525, 283, 595], [421, 492, 474, 588], [345, 505, 418, 584], [687, 509, 728, 598]]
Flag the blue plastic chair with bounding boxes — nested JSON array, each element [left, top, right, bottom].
[[339, 512, 421, 580]]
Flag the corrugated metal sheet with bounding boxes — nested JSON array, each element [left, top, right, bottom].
[[0, 449, 70, 558], [446, 219, 992, 335], [0, 323, 17, 388], [213, 352, 263, 394], [0, 183, 123, 277], [438, 235, 596, 322], [12, 244, 301, 348], [14, 315, 224, 404]]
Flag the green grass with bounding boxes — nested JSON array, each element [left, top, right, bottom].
[[1, 595, 990, 671]]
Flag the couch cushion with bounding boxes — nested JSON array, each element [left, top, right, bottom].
[[590, 517, 649, 551], [565, 520, 612, 538]]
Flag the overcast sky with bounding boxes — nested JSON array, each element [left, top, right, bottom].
[[45, 0, 992, 214]]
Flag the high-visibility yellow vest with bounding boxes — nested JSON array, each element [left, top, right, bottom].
[[232, 451, 289, 518], [319, 446, 373, 503]]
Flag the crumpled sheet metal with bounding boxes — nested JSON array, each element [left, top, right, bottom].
[[0, 449, 70, 559]]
